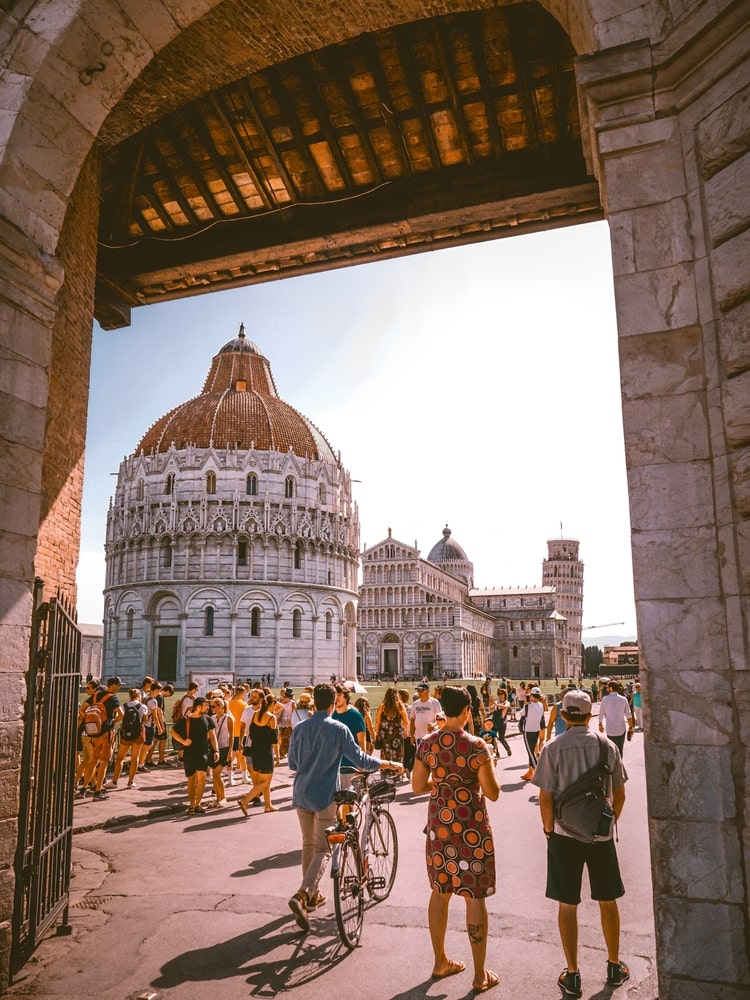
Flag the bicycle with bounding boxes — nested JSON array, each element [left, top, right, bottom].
[[325, 771, 399, 948]]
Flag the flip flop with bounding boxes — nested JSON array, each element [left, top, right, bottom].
[[432, 960, 465, 980], [473, 971, 500, 993], [238, 797, 248, 816]]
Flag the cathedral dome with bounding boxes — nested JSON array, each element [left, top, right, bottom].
[[136, 325, 336, 462], [427, 526, 474, 587]]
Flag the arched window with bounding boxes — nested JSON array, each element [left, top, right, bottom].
[[319, 482, 327, 503], [204, 606, 215, 636], [285, 476, 295, 499], [126, 607, 134, 639], [136, 479, 144, 501], [251, 606, 260, 637], [292, 608, 302, 638], [206, 470, 216, 494], [165, 472, 175, 495], [294, 541, 303, 569], [162, 539, 172, 568], [512, 645, 518, 658], [325, 611, 333, 640], [238, 539, 248, 566], [246, 473, 257, 496]]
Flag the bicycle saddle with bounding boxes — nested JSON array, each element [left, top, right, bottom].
[[334, 788, 360, 804]]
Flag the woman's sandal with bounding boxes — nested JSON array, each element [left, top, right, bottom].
[[473, 971, 500, 993], [238, 797, 249, 816], [431, 959, 465, 980]]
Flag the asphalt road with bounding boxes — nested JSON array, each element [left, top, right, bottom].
[[8, 723, 657, 1000]]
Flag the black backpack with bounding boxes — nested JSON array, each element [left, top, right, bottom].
[[554, 733, 615, 842], [121, 703, 143, 742]]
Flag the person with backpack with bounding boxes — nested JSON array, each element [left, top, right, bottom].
[[111, 689, 148, 788], [76, 676, 123, 800], [533, 689, 629, 999]]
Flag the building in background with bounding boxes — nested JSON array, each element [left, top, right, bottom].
[[358, 528, 494, 679], [358, 528, 583, 679], [102, 327, 360, 687], [79, 624, 103, 681]]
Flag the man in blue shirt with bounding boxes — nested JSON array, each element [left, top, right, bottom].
[[333, 682, 367, 789], [287, 682, 400, 931]]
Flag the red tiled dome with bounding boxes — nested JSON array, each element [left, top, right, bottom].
[[136, 327, 336, 461]]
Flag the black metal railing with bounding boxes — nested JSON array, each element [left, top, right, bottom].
[[12, 580, 80, 975]]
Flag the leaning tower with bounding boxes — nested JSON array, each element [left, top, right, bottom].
[[542, 538, 583, 677]]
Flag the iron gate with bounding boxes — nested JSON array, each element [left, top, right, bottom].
[[12, 579, 81, 975]]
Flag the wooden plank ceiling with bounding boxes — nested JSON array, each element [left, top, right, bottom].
[[95, 3, 601, 329]]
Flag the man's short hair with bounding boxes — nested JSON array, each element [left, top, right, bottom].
[[313, 683, 336, 711], [107, 676, 122, 687], [334, 683, 351, 702], [440, 686, 470, 718]]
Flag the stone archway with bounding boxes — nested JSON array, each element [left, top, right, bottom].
[[0, 1, 748, 995]]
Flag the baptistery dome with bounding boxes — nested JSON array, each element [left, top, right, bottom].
[[137, 326, 335, 461], [427, 526, 474, 587], [103, 326, 359, 689]]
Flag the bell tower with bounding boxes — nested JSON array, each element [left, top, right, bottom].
[[542, 538, 583, 676]]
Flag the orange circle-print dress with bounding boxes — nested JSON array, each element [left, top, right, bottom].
[[416, 728, 496, 898]]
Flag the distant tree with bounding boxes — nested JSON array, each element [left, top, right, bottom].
[[621, 640, 638, 646], [583, 645, 603, 677]]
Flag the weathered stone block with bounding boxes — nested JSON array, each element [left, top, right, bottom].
[[630, 525, 723, 601], [0, 868, 14, 924], [697, 81, 750, 179], [618, 326, 705, 399], [0, 673, 27, 724], [717, 299, 750, 376], [646, 745, 736, 822], [614, 263, 698, 335], [721, 371, 750, 448], [656, 897, 750, 982], [636, 597, 730, 675], [710, 228, 750, 312], [645, 668, 734, 745], [652, 820, 743, 902], [704, 152, 750, 247], [620, 392, 710, 464], [0, 766, 20, 821], [626, 461, 715, 530], [0, 525, 36, 582], [736, 516, 750, 593]]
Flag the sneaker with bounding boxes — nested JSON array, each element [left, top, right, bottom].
[[288, 890, 309, 931], [92, 790, 108, 801], [213, 799, 226, 808], [194, 805, 207, 815], [76, 788, 87, 799], [558, 969, 582, 999], [127, 782, 136, 789], [110, 781, 118, 789], [607, 961, 630, 988], [186, 806, 196, 815], [306, 891, 326, 910]]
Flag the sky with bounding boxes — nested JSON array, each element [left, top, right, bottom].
[[76, 219, 638, 642]]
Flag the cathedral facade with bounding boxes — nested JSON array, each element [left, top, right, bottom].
[[358, 530, 583, 680], [102, 328, 360, 687]]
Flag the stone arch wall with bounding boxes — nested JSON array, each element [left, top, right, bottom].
[[0, 0, 748, 996]]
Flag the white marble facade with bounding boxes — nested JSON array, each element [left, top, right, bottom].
[[102, 330, 359, 687]]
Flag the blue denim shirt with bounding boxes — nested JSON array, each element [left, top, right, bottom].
[[288, 710, 381, 812]]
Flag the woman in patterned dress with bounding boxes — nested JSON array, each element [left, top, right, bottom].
[[412, 686, 500, 993], [374, 687, 409, 763]]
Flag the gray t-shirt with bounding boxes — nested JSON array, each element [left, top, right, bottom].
[[533, 725, 627, 840]]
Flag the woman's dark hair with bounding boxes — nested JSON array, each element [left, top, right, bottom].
[[256, 693, 274, 721], [440, 686, 471, 718], [354, 696, 371, 717], [382, 687, 399, 717], [466, 684, 482, 715]]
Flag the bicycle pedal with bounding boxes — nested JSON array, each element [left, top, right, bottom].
[[368, 876, 386, 890]]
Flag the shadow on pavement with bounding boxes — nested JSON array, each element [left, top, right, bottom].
[[151, 913, 354, 993]]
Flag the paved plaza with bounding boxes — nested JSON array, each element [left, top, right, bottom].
[[8, 719, 657, 1000]]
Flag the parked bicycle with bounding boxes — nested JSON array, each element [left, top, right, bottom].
[[325, 770, 399, 948]]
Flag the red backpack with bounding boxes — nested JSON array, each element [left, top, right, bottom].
[[84, 692, 112, 736]]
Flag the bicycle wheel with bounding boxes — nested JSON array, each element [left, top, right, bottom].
[[368, 808, 398, 901], [333, 838, 365, 948]]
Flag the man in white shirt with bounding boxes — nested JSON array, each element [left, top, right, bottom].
[[598, 682, 634, 756], [409, 682, 441, 743]]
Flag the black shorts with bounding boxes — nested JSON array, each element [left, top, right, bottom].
[[143, 725, 155, 747], [545, 833, 624, 905], [183, 752, 209, 777]]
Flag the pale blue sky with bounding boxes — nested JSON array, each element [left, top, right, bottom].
[[77, 220, 637, 641]]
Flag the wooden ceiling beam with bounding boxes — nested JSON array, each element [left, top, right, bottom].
[[433, 20, 474, 165], [393, 26, 444, 170], [264, 65, 329, 198], [208, 90, 276, 211], [293, 60, 358, 189], [186, 105, 255, 215], [142, 136, 202, 228], [465, 19, 506, 159], [234, 78, 299, 200], [361, 33, 412, 177], [318, 51, 385, 186]]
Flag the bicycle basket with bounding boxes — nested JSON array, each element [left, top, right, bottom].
[[369, 779, 397, 803]]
